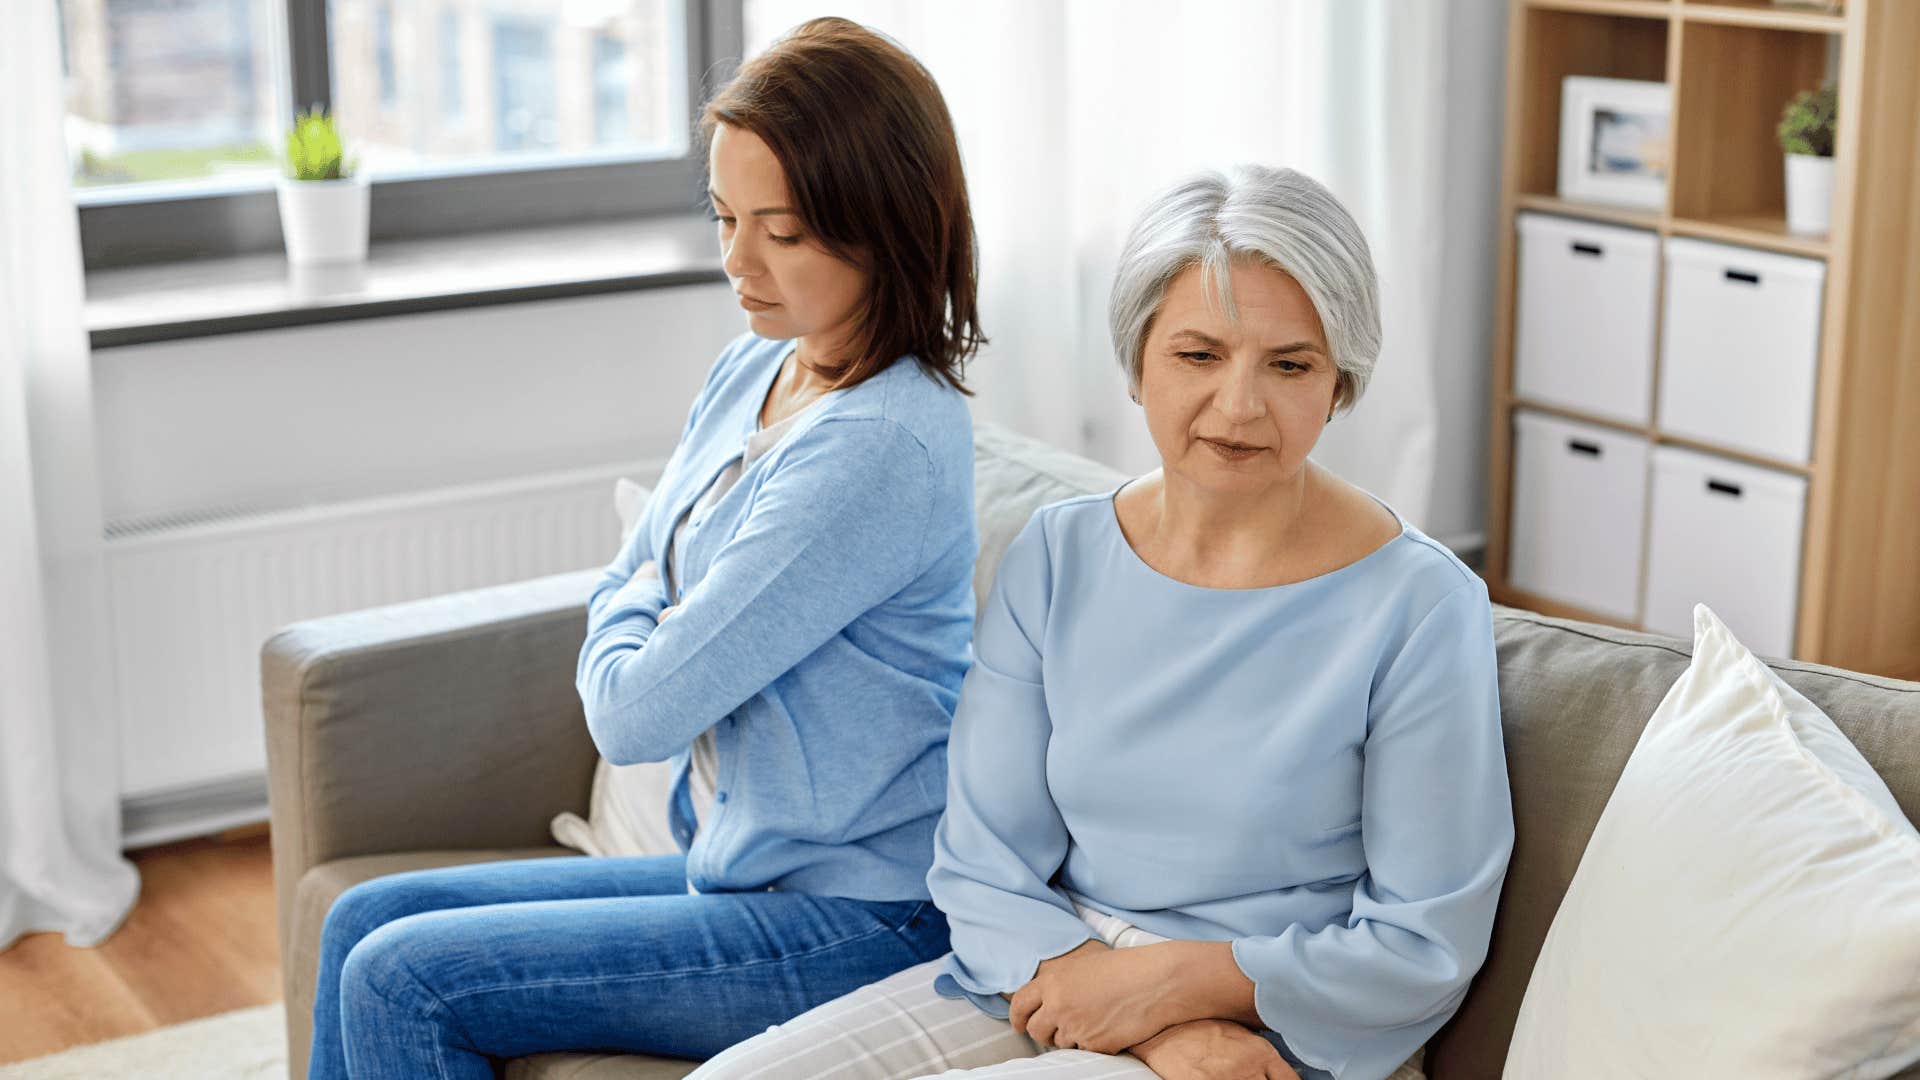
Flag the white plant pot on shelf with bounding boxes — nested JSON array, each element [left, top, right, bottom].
[[275, 174, 370, 264], [1784, 153, 1833, 235]]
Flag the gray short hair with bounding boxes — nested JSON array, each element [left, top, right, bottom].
[[1108, 165, 1382, 412]]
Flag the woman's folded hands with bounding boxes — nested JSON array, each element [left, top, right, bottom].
[[1007, 939, 1297, 1079], [1132, 1020, 1300, 1080]]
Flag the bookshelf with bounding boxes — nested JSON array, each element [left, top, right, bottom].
[[1483, 0, 1920, 677]]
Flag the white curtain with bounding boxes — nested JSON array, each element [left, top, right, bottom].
[[0, 2, 141, 951], [744, 0, 1493, 532]]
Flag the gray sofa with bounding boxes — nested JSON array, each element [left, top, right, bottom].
[[262, 423, 1920, 1079]]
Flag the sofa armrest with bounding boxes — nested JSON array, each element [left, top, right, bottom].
[[258, 567, 603, 964]]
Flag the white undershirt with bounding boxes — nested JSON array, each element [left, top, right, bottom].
[[1068, 895, 1171, 947], [667, 399, 820, 844]]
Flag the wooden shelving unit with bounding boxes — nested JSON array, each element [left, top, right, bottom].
[[1484, 0, 1920, 678]]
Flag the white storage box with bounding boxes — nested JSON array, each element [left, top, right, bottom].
[[1509, 410, 1650, 621], [1514, 212, 1660, 424], [1657, 237, 1826, 464], [1641, 444, 1807, 659]]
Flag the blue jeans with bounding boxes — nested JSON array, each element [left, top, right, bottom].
[[309, 853, 951, 1079]]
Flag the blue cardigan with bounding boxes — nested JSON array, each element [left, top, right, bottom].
[[928, 492, 1513, 1080], [576, 333, 977, 901]]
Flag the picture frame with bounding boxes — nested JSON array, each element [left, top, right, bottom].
[[1558, 76, 1671, 211]]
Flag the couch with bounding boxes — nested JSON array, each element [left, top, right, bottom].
[[262, 422, 1920, 1079]]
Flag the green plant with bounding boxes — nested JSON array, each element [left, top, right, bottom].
[[284, 108, 358, 180], [1777, 83, 1837, 158]]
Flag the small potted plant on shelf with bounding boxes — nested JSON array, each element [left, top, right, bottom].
[[1777, 82, 1837, 235], [276, 107, 369, 264]]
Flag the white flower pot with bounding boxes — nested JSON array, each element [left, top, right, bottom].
[[275, 174, 370, 264], [1784, 153, 1833, 236]]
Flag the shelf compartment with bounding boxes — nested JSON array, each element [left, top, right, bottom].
[[1514, 212, 1661, 425], [1515, 9, 1672, 201], [1670, 21, 1836, 225], [1509, 410, 1652, 622]]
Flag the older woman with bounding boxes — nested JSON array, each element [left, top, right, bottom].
[[688, 165, 1513, 1080]]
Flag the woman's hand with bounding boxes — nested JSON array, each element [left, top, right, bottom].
[[1009, 940, 1178, 1054], [1130, 1019, 1299, 1080], [632, 562, 677, 622]]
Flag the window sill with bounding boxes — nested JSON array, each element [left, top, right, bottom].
[[83, 212, 726, 350]]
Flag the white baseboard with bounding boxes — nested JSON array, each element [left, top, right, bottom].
[[121, 772, 268, 850]]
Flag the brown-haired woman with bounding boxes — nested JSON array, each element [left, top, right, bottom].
[[304, 18, 983, 1078]]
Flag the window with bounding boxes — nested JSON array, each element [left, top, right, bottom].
[[59, 0, 285, 191], [327, 0, 687, 178], [64, 0, 743, 269]]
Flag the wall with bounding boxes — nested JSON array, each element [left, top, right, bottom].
[[92, 283, 743, 528], [1427, 0, 1511, 555]]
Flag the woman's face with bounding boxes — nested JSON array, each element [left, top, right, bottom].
[[1136, 259, 1339, 497], [707, 123, 869, 352]]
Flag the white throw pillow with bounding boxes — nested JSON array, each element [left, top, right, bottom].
[[549, 477, 685, 859], [1504, 604, 1920, 1078]]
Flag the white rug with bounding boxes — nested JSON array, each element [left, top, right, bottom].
[[0, 1001, 286, 1079]]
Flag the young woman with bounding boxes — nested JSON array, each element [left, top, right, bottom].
[[306, 18, 986, 1078], [686, 166, 1513, 1080]]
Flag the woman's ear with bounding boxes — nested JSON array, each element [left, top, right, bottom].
[[1331, 370, 1353, 415]]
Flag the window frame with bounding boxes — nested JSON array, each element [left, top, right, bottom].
[[76, 0, 743, 271]]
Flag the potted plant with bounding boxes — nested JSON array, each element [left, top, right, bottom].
[[276, 107, 369, 264], [1777, 83, 1837, 235]]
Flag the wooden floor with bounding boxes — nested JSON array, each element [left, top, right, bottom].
[[0, 825, 280, 1065]]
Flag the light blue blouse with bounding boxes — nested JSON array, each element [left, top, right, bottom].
[[927, 488, 1513, 1080]]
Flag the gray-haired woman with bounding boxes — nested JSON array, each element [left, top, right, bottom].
[[685, 165, 1512, 1080]]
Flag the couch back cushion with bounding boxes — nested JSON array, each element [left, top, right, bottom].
[[1428, 606, 1920, 1079], [971, 423, 1127, 606]]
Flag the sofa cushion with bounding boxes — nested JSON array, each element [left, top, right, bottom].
[[286, 848, 592, 1077], [970, 422, 1127, 608], [1427, 605, 1920, 1080], [504, 1052, 700, 1080], [1504, 604, 1920, 1077], [291, 849, 707, 1079]]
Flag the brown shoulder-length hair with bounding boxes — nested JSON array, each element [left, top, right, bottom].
[[701, 17, 984, 394]]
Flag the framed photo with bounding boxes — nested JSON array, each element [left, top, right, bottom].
[[1558, 76, 1671, 210]]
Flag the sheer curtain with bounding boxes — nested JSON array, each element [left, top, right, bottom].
[[744, 0, 1486, 531], [1, 1, 141, 952]]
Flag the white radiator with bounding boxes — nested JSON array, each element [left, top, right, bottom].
[[102, 462, 654, 846]]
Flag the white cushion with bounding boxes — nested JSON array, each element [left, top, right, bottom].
[[1504, 603, 1920, 1078], [549, 479, 684, 859]]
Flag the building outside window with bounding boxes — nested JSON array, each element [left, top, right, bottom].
[[58, 0, 281, 189], [374, 0, 396, 108], [593, 32, 630, 147], [439, 7, 463, 123], [491, 16, 554, 152]]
